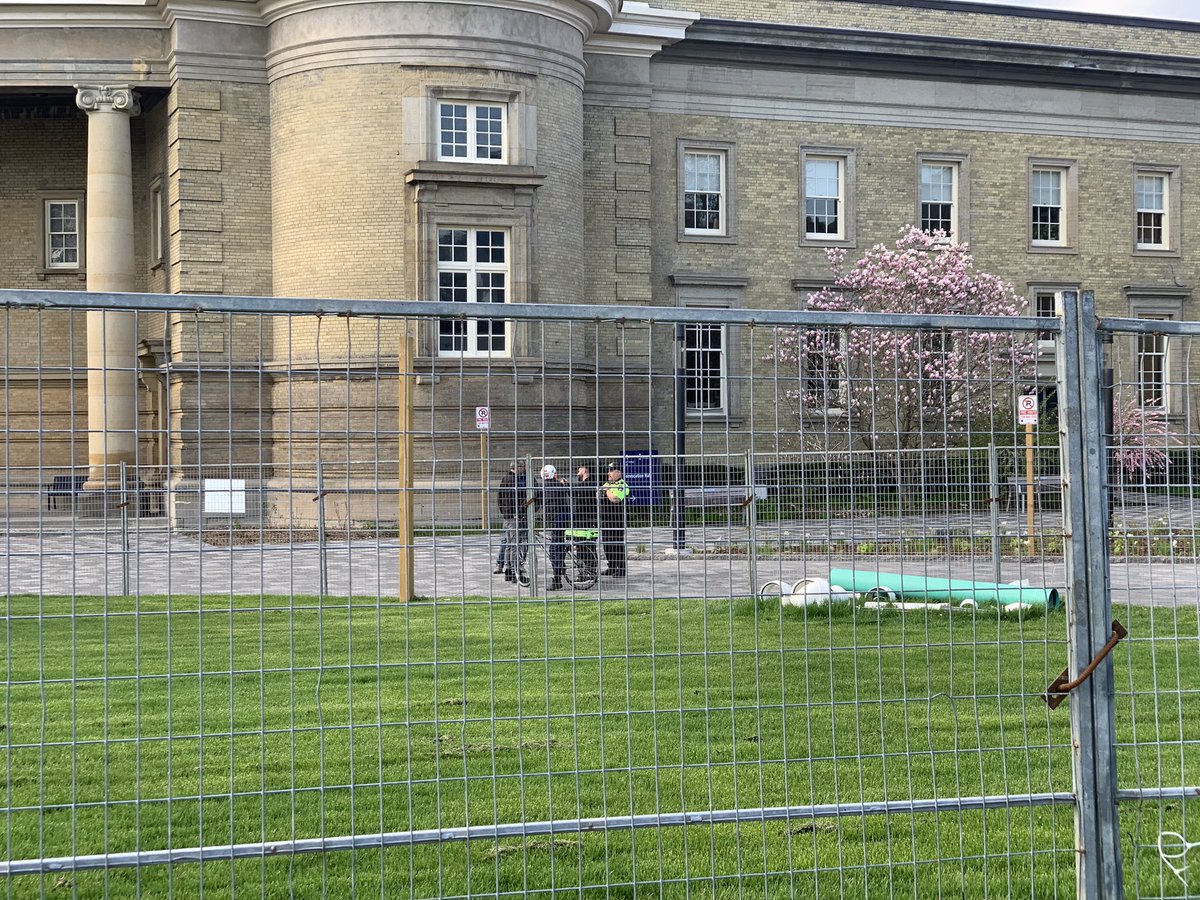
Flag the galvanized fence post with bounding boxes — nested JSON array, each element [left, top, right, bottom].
[[745, 448, 757, 598], [1056, 289, 1123, 898], [120, 460, 130, 596], [987, 443, 1002, 585], [316, 460, 328, 597]]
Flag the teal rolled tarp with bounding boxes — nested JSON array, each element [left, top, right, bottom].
[[828, 569, 1060, 610]]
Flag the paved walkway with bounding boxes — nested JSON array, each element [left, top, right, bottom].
[[1, 508, 1196, 607]]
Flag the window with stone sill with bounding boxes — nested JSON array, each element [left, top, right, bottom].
[[1033, 288, 1069, 343], [683, 322, 726, 414], [683, 151, 725, 234], [801, 326, 845, 411], [44, 197, 83, 271], [1137, 313, 1170, 409], [1135, 171, 1169, 251], [804, 156, 845, 241], [677, 140, 736, 242], [436, 226, 509, 357], [1031, 167, 1064, 245], [1027, 159, 1077, 252], [149, 179, 164, 267], [919, 161, 958, 240], [438, 101, 506, 164]]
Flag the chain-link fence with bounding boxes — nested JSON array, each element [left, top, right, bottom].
[[0, 288, 1194, 897]]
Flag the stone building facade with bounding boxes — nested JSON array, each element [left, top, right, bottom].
[[1, 0, 1197, 521]]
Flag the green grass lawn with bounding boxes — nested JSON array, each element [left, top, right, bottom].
[[3, 593, 1199, 898]]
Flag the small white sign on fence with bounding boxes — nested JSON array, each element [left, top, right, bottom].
[[204, 478, 246, 515], [1017, 394, 1038, 426], [475, 406, 490, 431]]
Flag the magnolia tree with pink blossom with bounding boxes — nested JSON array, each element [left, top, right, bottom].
[[767, 227, 1038, 453], [1111, 399, 1175, 483]]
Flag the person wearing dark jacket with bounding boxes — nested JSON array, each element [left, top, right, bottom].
[[497, 460, 529, 585], [600, 461, 630, 577], [568, 466, 600, 576], [535, 465, 571, 590]]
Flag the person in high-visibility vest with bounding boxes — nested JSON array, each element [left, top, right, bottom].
[[599, 461, 629, 577]]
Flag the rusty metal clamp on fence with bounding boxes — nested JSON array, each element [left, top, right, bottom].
[[1043, 621, 1128, 709]]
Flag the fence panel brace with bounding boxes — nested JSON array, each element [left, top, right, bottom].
[[1056, 290, 1123, 898]]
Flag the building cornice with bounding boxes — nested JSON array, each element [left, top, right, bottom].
[[259, 0, 616, 39], [584, 1, 696, 58], [849, 0, 1200, 33], [1123, 284, 1192, 300], [0, 0, 620, 38], [405, 162, 547, 189], [660, 20, 1200, 97]]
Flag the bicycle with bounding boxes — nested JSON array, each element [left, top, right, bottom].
[[527, 527, 599, 589]]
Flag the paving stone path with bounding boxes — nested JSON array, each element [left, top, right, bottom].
[[2, 500, 1196, 607]]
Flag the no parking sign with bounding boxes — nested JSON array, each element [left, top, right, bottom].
[[1017, 394, 1038, 425], [475, 406, 490, 430]]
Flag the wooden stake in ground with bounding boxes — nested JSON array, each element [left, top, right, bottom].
[[1026, 422, 1036, 552]]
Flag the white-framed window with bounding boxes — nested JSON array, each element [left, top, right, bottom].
[[802, 326, 844, 411], [919, 161, 958, 239], [674, 277, 747, 423], [683, 322, 726, 413], [1126, 291, 1186, 413], [677, 141, 736, 242], [683, 150, 725, 235], [1031, 168, 1063, 245], [801, 147, 856, 247], [45, 198, 82, 269], [1035, 290, 1059, 342], [1028, 159, 1077, 252], [1138, 314, 1170, 408], [436, 227, 508, 357], [149, 179, 164, 267], [438, 101, 506, 163], [804, 157, 844, 240], [1135, 172, 1168, 250]]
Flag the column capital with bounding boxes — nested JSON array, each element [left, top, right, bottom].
[[74, 84, 140, 116]]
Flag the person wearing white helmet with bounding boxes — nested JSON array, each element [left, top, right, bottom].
[[536, 464, 569, 590]]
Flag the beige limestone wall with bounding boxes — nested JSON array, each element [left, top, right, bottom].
[[268, 55, 593, 468]]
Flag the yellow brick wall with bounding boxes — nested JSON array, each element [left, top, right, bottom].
[[649, 113, 1198, 315]]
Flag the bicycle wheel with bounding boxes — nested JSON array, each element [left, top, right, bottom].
[[564, 542, 598, 588]]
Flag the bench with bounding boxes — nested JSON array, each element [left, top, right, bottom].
[[46, 474, 87, 510], [681, 485, 769, 509], [1004, 475, 1060, 511]]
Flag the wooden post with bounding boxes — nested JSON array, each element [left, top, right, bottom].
[[481, 430, 488, 530], [1025, 422, 1036, 552], [397, 320, 415, 602]]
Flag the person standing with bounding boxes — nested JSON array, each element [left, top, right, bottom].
[[538, 464, 570, 590], [568, 465, 600, 576], [599, 460, 629, 577], [497, 460, 529, 585]]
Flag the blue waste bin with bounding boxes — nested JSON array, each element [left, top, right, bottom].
[[621, 451, 661, 506]]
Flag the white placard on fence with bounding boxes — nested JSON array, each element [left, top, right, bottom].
[[1017, 394, 1038, 425], [203, 478, 246, 515], [475, 406, 490, 430]]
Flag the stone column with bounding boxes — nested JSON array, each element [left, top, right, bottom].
[[75, 85, 140, 507]]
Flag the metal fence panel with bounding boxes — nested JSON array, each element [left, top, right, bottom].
[[0, 289, 1130, 897], [1096, 311, 1200, 900]]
